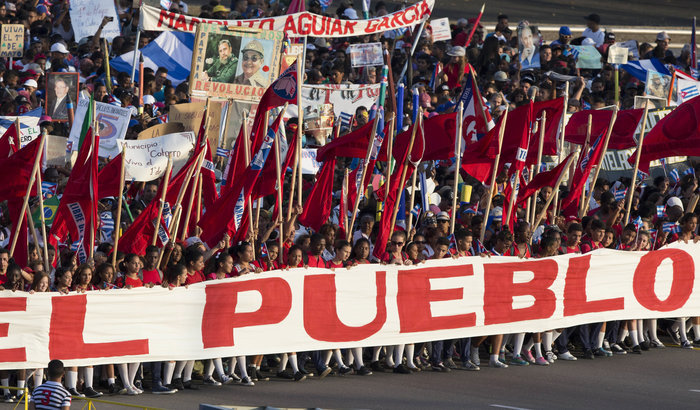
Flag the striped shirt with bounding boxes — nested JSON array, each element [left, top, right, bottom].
[[31, 381, 71, 409]]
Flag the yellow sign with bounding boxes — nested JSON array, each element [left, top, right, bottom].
[[0, 24, 24, 57]]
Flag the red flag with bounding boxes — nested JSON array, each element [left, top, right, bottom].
[[565, 108, 644, 150], [49, 127, 100, 263], [501, 102, 534, 175], [7, 199, 28, 267], [389, 112, 457, 161], [297, 158, 337, 232], [560, 133, 607, 214], [630, 97, 700, 172], [461, 113, 504, 182], [97, 154, 122, 199], [0, 122, 19, 158], [199, 113, 283, 247], [531, 98, 565, 157], [252, 129, 298, 200], [317, 119, 390, 162], [0, 136, 42, 201], [372, 122, 426, 259], [517, 153, 573, 204], [286, 0, 305, 14], [200, 139, 219, 210]]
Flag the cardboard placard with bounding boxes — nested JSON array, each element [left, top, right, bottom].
[[348, 42, 384, 68], [46, 135, 68, 167], [170, 99, 224, 149], [607, 46, 629, 65], [123, 132, 196, 181], [69, 0, 121, 41], [0, 24, 24, 57], [430, 18, 451, 42], [137, 122, 186, 140]]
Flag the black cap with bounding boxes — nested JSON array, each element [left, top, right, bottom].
[[584, 13, 601, 24]]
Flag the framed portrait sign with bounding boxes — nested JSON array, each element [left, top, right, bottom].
[[45, 72, 79, 122], [190, 23, 284, 102]]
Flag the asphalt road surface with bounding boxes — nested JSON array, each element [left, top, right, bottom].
[[27, 341, 700, 410]]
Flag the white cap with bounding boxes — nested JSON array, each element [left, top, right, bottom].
[[142, 94, 156, 105], [667, 196, 684, 211], [50, 43, 69, 54], [343, 8, 358, 20], [185, 236, 203, 248], [582, 37, 596, 46], [23, 79, 38, 88]]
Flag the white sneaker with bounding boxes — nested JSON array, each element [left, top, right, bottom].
[[239, 377, 255, 386], [470, 348, 480, 366], [557, 351, 577, 361], [490, 359, 508, 368], [219, 375, 234, 385], [126, 387, 139, 396], [203, 377, 222, 386], [545, 351, 556, 364], [603, 340, 610, 350]]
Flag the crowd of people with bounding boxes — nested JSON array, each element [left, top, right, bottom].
[[0, 0, 699, 405]]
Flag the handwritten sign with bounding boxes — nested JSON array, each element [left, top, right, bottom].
[[348, 42, 384, 68], [0, 24, 24, 57], [170, 100, 224, 148], [68, 99, 132, 158], [430, 18, 452, 42], [123, 132, 195, 181], [69, 0, 121, 41], [301, 149, 322, 174]]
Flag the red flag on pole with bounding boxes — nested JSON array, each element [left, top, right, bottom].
[[517, 153, 574, 204], [0, 122, 19, 158], [566, 109, 644, 150]]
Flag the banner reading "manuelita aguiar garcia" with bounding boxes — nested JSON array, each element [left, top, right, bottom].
[[1, 242, 698, 369]]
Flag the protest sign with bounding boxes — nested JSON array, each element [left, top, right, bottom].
[[139, 0, 435, 37], [430, 18, 451, 42], [302, 83, 381, 119], [137, 122, 186, 140], [69, 0, 121, 41], [645, 71, 672, 102], [46, 73, 79, 123], [2, 242, 700, 369], [607, 45, 629, 65], [618, 40, 640, 60], [348, 42, 384, 67], [171, 99, 225, 148], [301, 148, 322, 174], [571, 45, 602, 69], [0, 24, 24, 58], [0, 115, 40, 146], [518, 23, 540, 70], [190, 24, 284, 103], [123, 132, 195, 181], [68, 99, 132, 158], [46, 135, 68, 167]]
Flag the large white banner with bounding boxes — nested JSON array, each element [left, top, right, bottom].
[[123, 132, 195, 181], [139, 0, 434, 37], [68, 99, 133, 158], [69, 0, 121, 41], [2, 243, 699, 369], [302, 83, 381, 118]]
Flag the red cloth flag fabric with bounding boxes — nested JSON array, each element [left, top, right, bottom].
[[565, 108, 644, 150], [297, 158, 337, 232], [0, 122, 19, 158], [7, 199, 28, 267], [461, 113, 505, 182], [503, 102, 534, 176], [372, 124, 425, 260], [286, 0, 305, 14], [388, 112, 457, 161], [0, 136, 42, 201], [200, 139, 219, 211], [252, 130, 298, 200], [531, 98, 565, 158], [560, 132, 607, 215], [630, 97, 700, 172], [49, 128, 100, 263], [97, 154, 122, 199], [517, 153, 573, 204], [317, 119, 390, 162], [199, 113, 283, 247]]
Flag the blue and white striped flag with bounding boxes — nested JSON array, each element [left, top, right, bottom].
[[410, 204, 421, 219], [662, 222, 681, 233], [216, 147, 229, 157], [656, 205, 666, 217], [684, 167, 696, 176], [41, 181, 57, 198], [620, 58, 671, 82], [99, 211, 115, 243], [111, 31, 194, 86], [669, 168, 680, 184], [613, 188, 627, 201], [632, 216, 643, 231], [339, 112, 353, 130]]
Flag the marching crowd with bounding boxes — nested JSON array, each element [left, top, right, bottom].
[[0, 0, 698, 406]]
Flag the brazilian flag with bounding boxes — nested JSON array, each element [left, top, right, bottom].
[[32, 196, 60, 228]]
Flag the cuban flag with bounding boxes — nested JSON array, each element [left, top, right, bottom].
[[662, 222, 681, 233], [157, 114, 168, 124], [657, 205, 667, 217], [464, 202, 480, 214], [260, 242, 269, 259], [669, 168, 680, 184], [678, 78, 700, 102], [684, 167, 696, 176], [99, 211, 115, 243], [41, 181, 57, 198], [613, 188, 627, 201], [620, 58, 670, 82], [475, 239, 487, 254], [429, 62, 442, 92], [447, 233, 457, 250], [216, 147, 229, 158], [632, 216, 643, 231], [111, 31, 194, 86], [457, 66, 494, 144], [580, 133, 603, 171], [338, 112, 353, 130], [410, 204, 421, 219]]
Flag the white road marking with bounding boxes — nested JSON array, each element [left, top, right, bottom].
[[490, 405, 533, 410]]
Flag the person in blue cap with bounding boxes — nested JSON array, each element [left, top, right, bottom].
[[551, 26, 573, 47]]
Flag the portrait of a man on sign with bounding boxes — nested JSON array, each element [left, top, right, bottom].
[[202, 36, 241, 83], [190, 23, 283, 102], [518, 22, 540, 71], [46, 72, 79, 122]]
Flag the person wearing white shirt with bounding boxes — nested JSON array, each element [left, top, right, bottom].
[[582, 13, 605, 47]]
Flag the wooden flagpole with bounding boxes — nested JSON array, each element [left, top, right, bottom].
[[449, 103, 464, 235], [10, 132, 46, 258], [179, 145, 206, 241], [296, 58, 304, 208], [406, 115, 425, 237], [34, 136, 50, 271], [624, 102, 651, 225], [151, 158, 173, 247], [533, 155, 576, 229], [342, 168, 349, 233], [273, 106, 286, 264], [479, 108, 509, 242], [504, 169, 520, 227], [384, 117, 394, 204], [582, 107, 618, 216], [530, 112, 546, 225], [111, 149, 126, 268], [550, 82, 569, 224]]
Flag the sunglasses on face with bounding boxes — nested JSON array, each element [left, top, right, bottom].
[[243, 54, 262, 62]]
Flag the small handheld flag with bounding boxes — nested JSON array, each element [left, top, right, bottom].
[[669, 168, 680, 184], [662, 222, 681, 233], [656, 205, 667, 217]]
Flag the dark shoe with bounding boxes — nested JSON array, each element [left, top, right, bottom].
[[694, 339, 700, 347], [393, 364, 411, 374], [370, 361, 385, 372], [298, 368, 313, 377], [133, 380, 143, 391], [318, 366, 332, 379], [632, 345, 642, 354], [431, 363, 451, 372], [151, 384, 176, 395], [356, 366, 372, 376], [68, 388, 85, 397], [239, 377, 254, 387], [182, 380, 199, 390], [172, 378, 185, 391], [293, 371, 306, 382], [583, 349, 595, 359], [444, 358, 458, 369], [248, 366, 258, 381], [255, 369, 269, 382], [640, 341, 650, 351], [276, 370, 294, 379], [338, 366, 353, 375], [84, 387, 103, 398], [593, 348, 607, 357]]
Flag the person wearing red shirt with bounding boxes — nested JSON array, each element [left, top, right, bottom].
[[560, 223, 583, 254], [183, 248, 206, 285], [284, 245, 306, 269], [580, 219, 606, 254], [142, 245, 163, 286], [306, 233, 327, 268], [255, 242, 281, 272]]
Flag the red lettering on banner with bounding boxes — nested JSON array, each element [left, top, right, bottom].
[[375, 16, 391, 32], [330, 19, 343, 36], [311, 16, 326, 36], [563, 255, 624, 316], [298, 14, 312, 35], [365, 19, 378, 34], [483, 260, 557, 325], [201, 278, 292, 349], [174, 15, 188, 31], [0, 297, 27, 362], [633, 249, 694, 311], [49, 295, 148, 360], [158, 10, 175, 29], [389, 11, 402, 28], [344, 21, 357, 36], [258, 18, 274, 30], [419, 1, 432, 19], [404, 7, 417, 24], [397, 266, 476, 333], [188, 17, 200, 32], [304, 272, 387, 342], [283, 16, 297, 34]]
